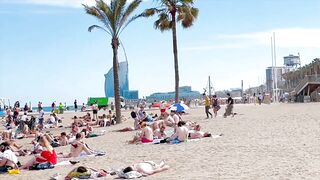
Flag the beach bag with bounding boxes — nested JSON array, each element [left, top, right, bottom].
[[30, 162, 54, 170]]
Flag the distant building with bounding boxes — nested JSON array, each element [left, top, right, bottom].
[[283, 54, 301, 67], [104, 61, 139, 100], [146, 86, 200, 101], [265, 66, 288, 93], [266, 54, 301, 94]]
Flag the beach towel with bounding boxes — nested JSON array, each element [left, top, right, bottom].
[[117, 171, 143, 179]]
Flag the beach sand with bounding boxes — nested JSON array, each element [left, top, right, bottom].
[[1, 103, 320, 179]]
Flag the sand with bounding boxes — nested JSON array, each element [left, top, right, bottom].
[[1, 103, 320, 179]]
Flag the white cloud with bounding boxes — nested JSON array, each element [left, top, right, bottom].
[[219, 28, 320, 48], [182, 28, 320, 52]]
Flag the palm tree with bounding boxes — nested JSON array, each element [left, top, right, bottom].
[[143, 0, 198, 103], [84, 0, 143, 124]]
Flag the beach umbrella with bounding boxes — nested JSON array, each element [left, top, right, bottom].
[[169, 103, 189, 112]]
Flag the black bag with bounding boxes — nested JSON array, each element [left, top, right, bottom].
[[30, 162, 54, 170]]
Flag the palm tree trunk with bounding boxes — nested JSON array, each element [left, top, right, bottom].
[[171, 11, 179, 103], [112, 37, 122, 124]]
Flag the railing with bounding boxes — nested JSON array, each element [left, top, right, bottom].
[[293, 75, 320, 95]]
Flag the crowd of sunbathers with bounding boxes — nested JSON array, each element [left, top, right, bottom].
[[115, 105, 213, 144], [0, 103, 219, 177]]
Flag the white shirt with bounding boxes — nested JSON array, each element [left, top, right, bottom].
[[49, 116, 56, 124], [171, 114, 180, 124], [38, 110, 44, 119], [20, 115, 28, 121], [0, 149, 18, 164]]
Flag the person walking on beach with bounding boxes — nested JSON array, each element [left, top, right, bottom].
[[51, 101, 56, 112], [224, 93, 234, 118], [92, 101, 98, 120], [258, 93, 263, 105], [253, 93, 256, 105], [203, 93, 213, 119], [74, 100, 78, 112], [58, 102, 63, 114], [211, 95, 220, 118], [37, 102, 42, 112]]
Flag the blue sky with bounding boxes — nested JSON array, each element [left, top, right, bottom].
[[1, 0, 320, 106]]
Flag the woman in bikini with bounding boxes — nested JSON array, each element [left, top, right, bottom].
[[21, 135, 57, 169], [129, 122, 153, 144], [62, 133, 94, 158]]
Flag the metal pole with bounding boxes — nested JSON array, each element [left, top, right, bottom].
[[271, 36, 275, 103], [208, 76, 211, 96], [273, 32, 278, 103]]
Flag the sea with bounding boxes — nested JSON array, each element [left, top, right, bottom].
[[0, 106, 76, 117]]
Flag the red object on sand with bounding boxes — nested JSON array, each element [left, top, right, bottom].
[[152, 102, 171, 108]]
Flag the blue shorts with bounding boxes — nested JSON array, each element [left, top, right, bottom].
[[38, 118, 44, 125]]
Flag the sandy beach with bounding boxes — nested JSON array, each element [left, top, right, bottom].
[[1, 103, 320, 179]]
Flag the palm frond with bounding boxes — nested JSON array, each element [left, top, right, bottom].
[[154, 12, 171, 32], [119, 0, 142, 30], [88, 25, 111, 36], [114, 0, 127, 30]]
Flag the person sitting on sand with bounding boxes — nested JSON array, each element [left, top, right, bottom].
[[21, 135, 57, 169], [161, 112, 175, 127], [45, 132, 69, 147], [170, 110, 181, 125], [121, 160, 169, 176], [0, 142, 19, 172], [169, 121, 189, 142], [114, 111, 141, 132], [153, 126, 167, 139], [98, 114, 110, 127], [62, 133, 95, 158], [81, 124, 94, 138], [188, 125, 212, 139], [106, 110, 116, 125], [129, 122, 153, 144], [70, 124, 80, 137], [80, 113, 92, 122], [72, 116, 85, 127], [81, 103, 86, 112]]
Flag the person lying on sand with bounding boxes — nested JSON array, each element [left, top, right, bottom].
[[0, 142, 19, 172], [5, 140, 30, 156], [21, 135, 57, 169], [129, 122, 153, 144], [62, 133, 95, 158], [65, 166, 107, 180], [188, 125, 212, 139], [121, 160, 169, 176]]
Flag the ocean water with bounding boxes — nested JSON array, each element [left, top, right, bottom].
[[0, 106, 76, 117]]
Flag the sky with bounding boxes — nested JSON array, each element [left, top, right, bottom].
[[1, 0, 320, 106]]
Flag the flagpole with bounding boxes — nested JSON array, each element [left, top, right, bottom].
[[273, 32, 278, 103], [271, 36, 275, 103]]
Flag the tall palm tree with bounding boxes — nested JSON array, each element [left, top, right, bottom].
[[84, 0, 143, 124], [144, 0, 198, 103]]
